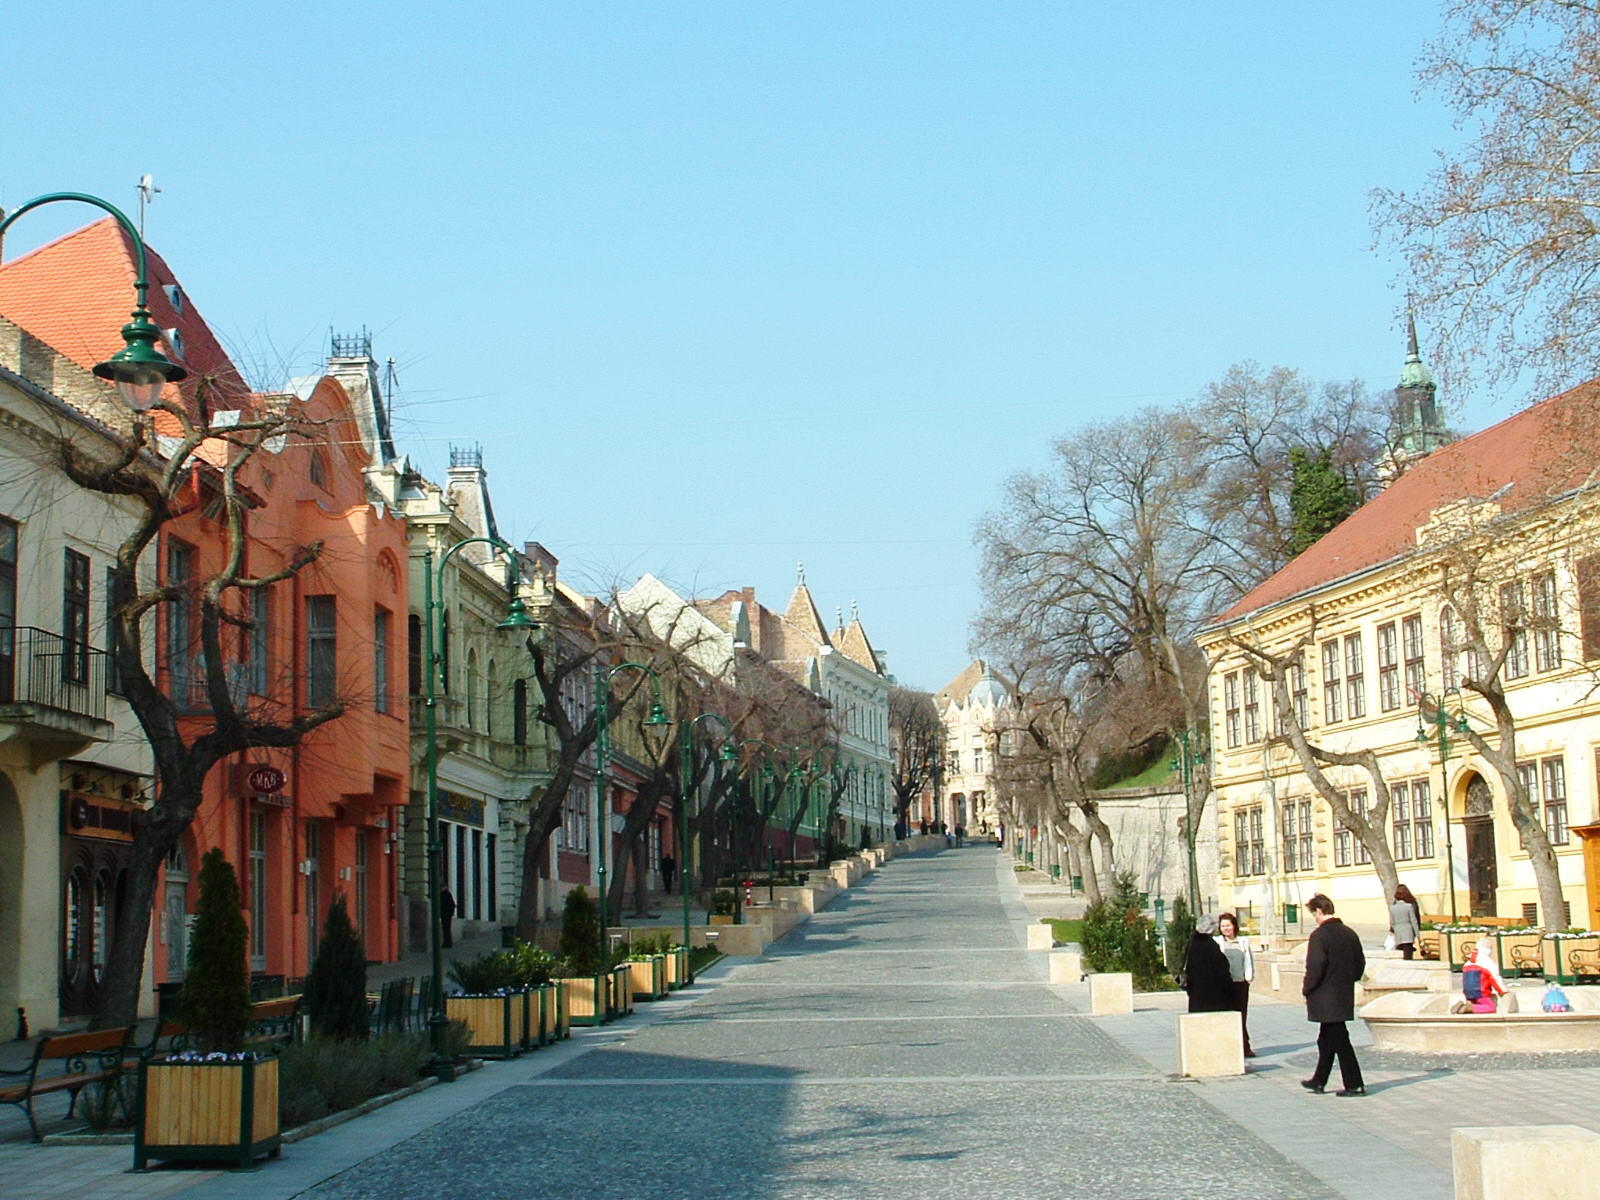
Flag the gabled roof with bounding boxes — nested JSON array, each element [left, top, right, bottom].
[[1210, 380, 1600, 627], [836, 618, 880, 673], [0, 218, 249, 419], [783, 580, 831, 648]]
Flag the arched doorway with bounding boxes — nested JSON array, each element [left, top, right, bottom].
[[1462, 772, 1498, 917]]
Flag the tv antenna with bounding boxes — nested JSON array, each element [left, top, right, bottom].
[[137, 174, 161, 237]]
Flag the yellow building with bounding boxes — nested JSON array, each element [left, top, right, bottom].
[[1198, 370, 1600, 933]]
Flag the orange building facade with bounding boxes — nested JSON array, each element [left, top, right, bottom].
[[0, 220, 410, 1008]]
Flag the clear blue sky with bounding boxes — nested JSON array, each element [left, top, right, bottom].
[[5, 2, 1479, 691]]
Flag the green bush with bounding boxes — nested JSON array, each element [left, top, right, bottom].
[[277, 1032, 435, 1127], [181, 849, 250, 1052], [1081, 871, 1175, 991], [449, 942, 566, 992], [1164, 894, 1195, 975], [711, 889, 738, 916], [559, 887, 602, 975], [304, 894, 369, 1042]]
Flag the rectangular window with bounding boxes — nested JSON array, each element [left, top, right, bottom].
[[1377, 621, 1400, 711], [1441, 606, 1462, 690], [1542, 757, 1568, 845], [1413, 780, 1434, 858], [973, 748, 984, 773], [1224, 672, 1241, 748], [0, 517, 17, 704], [1533, 571, 1561, 672], [1335, 789, 1369, 867], [1298, 800, 1314, 872], [407, 613, 422, 695], [373, 607, 390, 715], [486, 833, 497, 924], [1402, 614, 1425, 704], [1579, 554, 1600, 661], [306, 595, 336, 707], [1290, 658, 1309, 728], [470, 827, 483, 920], [166, 540, 196, 707], [1516, 760, 1540, 850], [354, 833, 368, 943], [63, 549, 90, 684], [249, 810, 268, 970], [1243, 671, 1261, 743], [1344, 633, 1365, 719], [1233, 810, 1250, 877], [1392, 781, 1412, 860], [1248, 806, 1264, 875], [248, 589, 270, 695], [1321, 640, 1343, 723], [105, 567, 126, 697], [1501, 581, 1529, 680], [305, 820, 321, 959]]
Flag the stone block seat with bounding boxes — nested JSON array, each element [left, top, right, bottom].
[[1360, 987, 1600, 1053]]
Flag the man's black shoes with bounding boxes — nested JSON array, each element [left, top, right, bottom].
[[1336, 1086, 1367, 1097], [1300, 1079, 1326, 1094]]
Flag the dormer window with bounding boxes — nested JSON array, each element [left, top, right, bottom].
[[163, 283, 184, 315], [162, 328, 185, 362]]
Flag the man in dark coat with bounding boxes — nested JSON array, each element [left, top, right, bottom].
[[1184, 914, 1234, 1013], [1301, 893, 1366, 1096]]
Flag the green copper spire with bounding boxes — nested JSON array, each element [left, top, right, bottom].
[[1398, 311, 1434, 390]]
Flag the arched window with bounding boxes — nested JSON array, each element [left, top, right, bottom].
[[466, 649, 480, 729]]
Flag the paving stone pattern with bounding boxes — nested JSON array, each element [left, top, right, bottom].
[[303, 847, 1333, 1200]]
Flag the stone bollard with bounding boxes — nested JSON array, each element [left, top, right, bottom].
[[1048, 950, 1083, 984], [1025, 924, 1054, 951], [1176, 1011, 1245, 1078], [1089, 972, 1133, 1016], [1452, 1126, 1600, 1200]]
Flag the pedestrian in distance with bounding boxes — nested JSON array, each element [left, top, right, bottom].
[[1390, 884, 1422, 960], [1300, 893, 1366, 1096], [1184, 914, 1234, 1013], [1215, 911, 1256, 1057], [439, 887, 457, 949], [659, 852, 677, 895]]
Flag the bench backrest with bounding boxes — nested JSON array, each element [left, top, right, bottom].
[[40, 1027, 129, 1060], [249, 996, 299, 1021]]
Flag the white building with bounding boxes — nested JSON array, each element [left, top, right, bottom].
[[934, 660, 1010, 833]]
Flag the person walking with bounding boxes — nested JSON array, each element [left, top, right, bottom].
[[1389, 884, 1422, 960], [1216, 912, 1256, 1057], [439, 887, 457, 950], [1300, 893, 1366, 1096], [659, 853, 677, 895], [1184, 915, 1234, 1013]]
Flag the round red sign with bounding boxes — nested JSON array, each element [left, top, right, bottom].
[[248, 766, 286, 794]]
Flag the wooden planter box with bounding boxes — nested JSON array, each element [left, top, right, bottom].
[[1541, 935, 1600, 985], [665, 945, 689, 988], [608, 964, 634, 1018], [134, 1055, 280, 1171], [1442, 929, 1488, 971], [445, 993, 525, 1058], [559, 975, 607, 1026], [709, 913, 735, 926], [626, 956, 667, 1002], [1494, 930, 1545, 977]]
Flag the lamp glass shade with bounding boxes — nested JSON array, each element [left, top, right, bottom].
[[109, 364, 170, 410], [93, 311, 187, 411]]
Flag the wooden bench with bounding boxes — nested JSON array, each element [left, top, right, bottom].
[[1570, 947, 1600, 980], [1417, 930, 1442, 960], [167, 995, 301, 1056], [0, 1027, 133, 1141]]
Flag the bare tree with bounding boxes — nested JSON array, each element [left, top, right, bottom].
[[888, 687, 943, 826], [1374, 1, 1600, 395], [59, 376, 341, 1026]]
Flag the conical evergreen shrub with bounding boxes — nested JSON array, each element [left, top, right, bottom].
[[559, 886, 601, 975], [304, 893, 369, 1041], [181, 848, 251, 1051]]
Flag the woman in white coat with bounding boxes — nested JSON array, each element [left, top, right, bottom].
[[1216, 912, 1256, 1057]]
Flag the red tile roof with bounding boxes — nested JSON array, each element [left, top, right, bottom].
[[1210, 380, 1600, 626], [0, 217, 249, 418]]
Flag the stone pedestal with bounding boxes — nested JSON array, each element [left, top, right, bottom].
[[1176, 1011, 1245, 1077], [1089, 972, 1133, 1015], [1451, 1125, 1600, 1200], [1026, 924, 1054, 950], [1048, 951, 1083, 984]]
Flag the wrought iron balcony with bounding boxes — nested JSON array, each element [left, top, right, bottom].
[[0, 626, 115, 761]]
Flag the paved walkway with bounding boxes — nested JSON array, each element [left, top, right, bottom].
[[7, 845, 1597, 1197]]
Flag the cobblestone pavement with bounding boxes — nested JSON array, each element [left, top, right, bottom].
[[290, 847, 1333, 1200]]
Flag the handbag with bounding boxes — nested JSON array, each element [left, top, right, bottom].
[[1383, 932, 1396, 951]]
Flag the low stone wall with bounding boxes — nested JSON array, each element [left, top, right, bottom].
[[1361, 987, 1600, 1052]]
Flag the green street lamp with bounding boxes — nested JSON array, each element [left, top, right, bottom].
[[1170, 729, 1207, 912], [592, 662, 673, 970], [678, 713, 735, 981], [0, 192, 187, 409], [1416, 688, 1472, 924], [419, 535, 534, 1076]]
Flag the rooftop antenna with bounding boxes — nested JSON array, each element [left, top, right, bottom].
[[137, 175, 161, 238]]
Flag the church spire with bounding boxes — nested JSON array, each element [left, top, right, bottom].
[[1385, 312, 1450, 479]]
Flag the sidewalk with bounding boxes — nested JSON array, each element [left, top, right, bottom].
[[1001, 865, 1600, 1200]]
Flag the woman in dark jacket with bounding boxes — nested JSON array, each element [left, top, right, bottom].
[[1184, 914, 1234, 1013]]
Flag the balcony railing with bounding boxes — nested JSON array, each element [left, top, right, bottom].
[[0, 626, 111, 722]]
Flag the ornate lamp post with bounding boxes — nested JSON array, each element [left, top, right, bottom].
[[1171, 729, 1208, 913], [677, 713, 735, 981], [420, 535, 535, 1075], [0, 192, 187, 408], [1416, 687, 1472, 923], [592, 662, 672, 968]]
